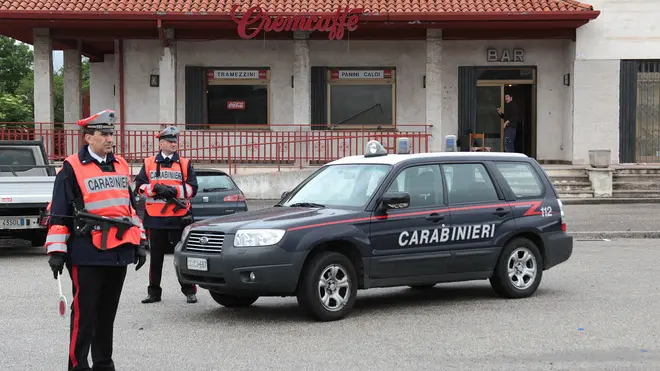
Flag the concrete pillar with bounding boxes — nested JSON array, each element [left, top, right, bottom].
[[159, 33, 177, 126], [425, 29, 443, 152], [293, 31, 311, 166], [113, 40, 124, 153], [32, 28, 55, 155], [63, 46, 82, 154]]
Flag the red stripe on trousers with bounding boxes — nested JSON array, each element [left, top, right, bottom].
[[69, 265, 80, 367]]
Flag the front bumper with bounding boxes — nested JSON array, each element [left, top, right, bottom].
[[173, 236, 306, 296], [543, 232, 573, 270]]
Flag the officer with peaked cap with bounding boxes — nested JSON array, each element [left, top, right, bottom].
[[44, 109, 147, 371], [135, 125, 199, 304]]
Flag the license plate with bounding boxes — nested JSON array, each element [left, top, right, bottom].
[[187, 257, 208, 271], [0, 218, 29, 229]]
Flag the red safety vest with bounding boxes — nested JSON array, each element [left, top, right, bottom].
[[140, 155, 192, 217], [65, 153, 142, 250]]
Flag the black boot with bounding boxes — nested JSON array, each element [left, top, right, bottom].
[[141, 288, 161, 304]]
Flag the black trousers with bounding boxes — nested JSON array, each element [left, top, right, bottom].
[[147, 228, 196, 297], [66, 264, 127, 371]]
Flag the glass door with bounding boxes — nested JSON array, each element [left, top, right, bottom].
[[476, 84, 504, 152]]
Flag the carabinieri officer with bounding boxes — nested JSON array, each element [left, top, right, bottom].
[[44, 109, 147, 371], [135, 126, 199, 304]]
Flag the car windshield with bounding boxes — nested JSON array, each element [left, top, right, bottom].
[[281, 164, 391, 208], [197, 173, 236, 192]]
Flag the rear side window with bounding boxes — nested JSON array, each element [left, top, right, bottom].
[[197, 174, 237, 192], [442, 163, 499, 204], [494, 162, 544, 198], [0, 148, 37, 171]]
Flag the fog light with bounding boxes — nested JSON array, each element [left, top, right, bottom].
[[249, 272, 256, 281]]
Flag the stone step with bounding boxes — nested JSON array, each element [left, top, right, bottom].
[[612, 181, 660, 191], [552, 181, 593, 191], [558, 190, 594, 198], [615, 167, 660, 175], [550, 175, 590, 183], [613, 173, 660, 182], [560, 197, 660, 205], [612, 189, 660, 198], [543, 169, 588, 178]]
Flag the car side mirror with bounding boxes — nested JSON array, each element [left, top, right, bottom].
[[381, 192, 410, 209]]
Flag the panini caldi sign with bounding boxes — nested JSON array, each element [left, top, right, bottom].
[[230, 5, 363, 40]]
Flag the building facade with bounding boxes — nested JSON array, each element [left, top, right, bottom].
[[1, 0, 657, 166]]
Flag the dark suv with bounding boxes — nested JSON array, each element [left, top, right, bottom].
[[174, 141, 571, 321]]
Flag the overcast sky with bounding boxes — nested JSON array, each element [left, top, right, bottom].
[[53, 50, 63, 70]]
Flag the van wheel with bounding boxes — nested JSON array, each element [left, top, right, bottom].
[[297, 251, 358, 322], [490, 238, 543, 299], [209, 292, 259, 308]]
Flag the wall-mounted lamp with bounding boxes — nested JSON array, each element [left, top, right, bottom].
[[563, 73, 570, 86], [150, 74, 159, 87], [423, 75, 426, 89]]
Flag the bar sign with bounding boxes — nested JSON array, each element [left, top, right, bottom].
[[330, 69, 392, 79], [207, 70, 267, 79]]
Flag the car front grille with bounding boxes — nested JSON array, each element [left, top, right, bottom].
[[185, 231, 225, 253]]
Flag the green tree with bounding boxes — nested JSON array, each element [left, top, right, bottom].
[[0, 36, 33, 95], [0, 93, 32, 122]]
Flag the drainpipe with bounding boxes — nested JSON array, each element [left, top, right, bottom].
[[118, 39, 126, 154]]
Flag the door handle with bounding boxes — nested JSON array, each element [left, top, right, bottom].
[[426, 213, 445, 222], [493, 207, 510, 217]]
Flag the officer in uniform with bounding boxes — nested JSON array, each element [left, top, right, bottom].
[[45, 109, 147, 371], [135, 126, 199, 304]]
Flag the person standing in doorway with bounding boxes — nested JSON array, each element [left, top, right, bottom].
[[497, 93, 519, 152], [135, 126, 199, 304]]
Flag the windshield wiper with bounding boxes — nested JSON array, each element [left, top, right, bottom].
[[288, 202, 325, 208], [202, 187, 230, 192]]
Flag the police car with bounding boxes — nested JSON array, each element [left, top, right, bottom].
[[173, 140, 571, 321]]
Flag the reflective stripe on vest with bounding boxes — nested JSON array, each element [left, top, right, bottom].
[[143, 156, 191, 217], [45, 225, 70, 254], [66, 153, 141, 250]]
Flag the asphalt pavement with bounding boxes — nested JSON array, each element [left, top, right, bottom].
[[1, 239, 658, 370]]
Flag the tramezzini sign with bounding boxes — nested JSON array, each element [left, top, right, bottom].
[[230, 4, 363, 40]]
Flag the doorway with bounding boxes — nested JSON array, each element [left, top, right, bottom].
[[474, 68, 536, 157]]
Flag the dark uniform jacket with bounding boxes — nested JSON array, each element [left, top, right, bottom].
[[134, 151, 199, 230], [49, 145, 138, 266]]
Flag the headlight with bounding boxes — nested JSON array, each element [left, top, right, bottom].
[[234, 229, 286, 247], [181, 225, 193, 242]]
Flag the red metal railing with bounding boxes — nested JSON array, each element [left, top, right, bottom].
[[0, 122, 431, 174]]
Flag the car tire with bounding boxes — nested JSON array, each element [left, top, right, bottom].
[[296, 251, 358, 322], [490, 237, 543, 299], [209, 292, 259, 308]]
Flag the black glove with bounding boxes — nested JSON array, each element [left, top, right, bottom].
[[135, 242, 147, 271], [48, 252, 66, 279], [153, 183, 177, 199]]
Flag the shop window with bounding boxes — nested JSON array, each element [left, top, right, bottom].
[[326, 68, 395, 129], [205, 69, 270, 129]]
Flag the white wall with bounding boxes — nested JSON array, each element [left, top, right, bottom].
[[89, 38, 569, 161], [570, 0, 660, 164]]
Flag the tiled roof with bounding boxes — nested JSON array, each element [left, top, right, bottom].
[[0, 0, 594, 14]]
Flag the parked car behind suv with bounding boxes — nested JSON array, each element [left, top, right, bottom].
[[174, 141, 571, 321]]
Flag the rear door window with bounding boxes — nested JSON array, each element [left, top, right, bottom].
[[494, 162, 544, 198], [197, 173, 237, 192], [442, 163, 499, 204]]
